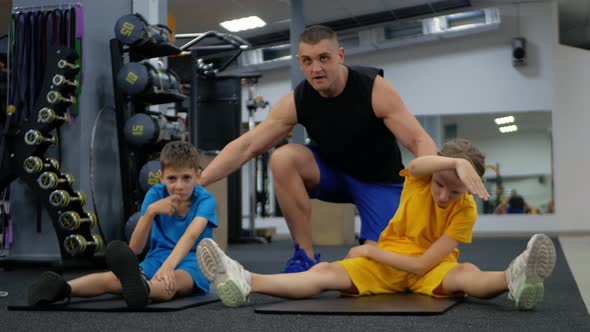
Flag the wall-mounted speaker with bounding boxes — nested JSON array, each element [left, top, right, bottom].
[[512, 37, 527, 66]]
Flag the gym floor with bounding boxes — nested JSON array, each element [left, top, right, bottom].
[[0, 235, 588, 331], [558, 235, 590, 314]]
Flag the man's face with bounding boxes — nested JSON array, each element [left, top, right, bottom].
[[297, 38, 344, 94], [159, 166, 197, 202], [430, 170, 468, 209]]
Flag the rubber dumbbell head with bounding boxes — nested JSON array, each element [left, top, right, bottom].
[[58, 211, 97, 231], [23, 156, 60, 174], [49, 190, 87, 208], [64, 233, 103, 256]]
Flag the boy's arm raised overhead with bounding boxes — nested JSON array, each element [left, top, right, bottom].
[[408, 155, 489, 201]]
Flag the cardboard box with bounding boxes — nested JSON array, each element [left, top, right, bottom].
[[311, 200, 356, 245]]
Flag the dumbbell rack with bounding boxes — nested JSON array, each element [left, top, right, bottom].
[[109, 37, 184, 225], [0, 47, 103, 260]]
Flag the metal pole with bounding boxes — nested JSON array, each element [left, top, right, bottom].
[[290, 0, 306, 144]]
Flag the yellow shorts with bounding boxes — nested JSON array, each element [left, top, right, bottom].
[[336, 257, 458, 298]]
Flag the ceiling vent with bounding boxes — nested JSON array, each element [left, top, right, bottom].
[[239, 8, 501, 71], [248, 0, 472, 47]]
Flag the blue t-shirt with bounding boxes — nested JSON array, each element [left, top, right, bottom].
[[139, 183, 217, 291]]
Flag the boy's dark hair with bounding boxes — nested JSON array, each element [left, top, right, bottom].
[[160, 141, 200, 172], [299, 25, 339, 46], [439, 138, 486, 177]]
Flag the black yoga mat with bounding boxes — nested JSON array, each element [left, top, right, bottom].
[[8, 292, 219, 312], [255, 292, 461, 315]]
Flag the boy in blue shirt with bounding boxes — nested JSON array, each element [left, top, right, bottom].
[[28, 141, 217, 308]]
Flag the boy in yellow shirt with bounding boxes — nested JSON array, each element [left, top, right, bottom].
[[197, 138, 556, 310]]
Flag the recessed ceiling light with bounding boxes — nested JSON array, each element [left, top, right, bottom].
[[494, 116, 515, 125], [499, 125, 518, 133], [220, 16, 266, 32]]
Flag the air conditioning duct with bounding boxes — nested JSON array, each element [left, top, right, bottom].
[[238, 8, 501, 71]]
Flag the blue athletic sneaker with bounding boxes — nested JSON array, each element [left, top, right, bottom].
[[281, 243, 320, 273]]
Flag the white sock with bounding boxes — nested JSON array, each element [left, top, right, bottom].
[[243, 270, 252, 286]]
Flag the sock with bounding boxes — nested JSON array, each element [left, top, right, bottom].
[[244, 270, 252, 286]]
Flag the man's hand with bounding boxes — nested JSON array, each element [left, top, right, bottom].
[[345, 244, 375, 259], [154, 264, 176, 296]]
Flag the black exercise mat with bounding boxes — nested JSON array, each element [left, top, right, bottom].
[[7, 292, 219, 312], [255, 292, 461, 315]]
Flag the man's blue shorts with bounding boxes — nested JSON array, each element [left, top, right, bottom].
[[306, 146, 403, 242]]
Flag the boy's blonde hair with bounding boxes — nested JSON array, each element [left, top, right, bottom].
[[438, 138, 486, 177], [159, 141, 200, 172]]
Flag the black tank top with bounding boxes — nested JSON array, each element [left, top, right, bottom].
[[294, 65, 404, 183]]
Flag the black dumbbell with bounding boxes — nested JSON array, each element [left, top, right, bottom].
[[24, 130, 58, 146], [57, 59, 80, 76], [38, 107, 70, 124], [117, 62, 180, 97], [47, 90, 76, 105], [49, 190, 87, 208], [23, 156, 60, 174], [58, 59, 79, 70], [37, 171, 75, 190], [63, 233, 103, 256], [52, 74, 78, 88], [58, 211, 97, 231], [114, 13, 171, 48]]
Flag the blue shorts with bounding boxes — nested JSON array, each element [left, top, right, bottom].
[[140, 250, 208, 293], [307, 146, 403, 242]]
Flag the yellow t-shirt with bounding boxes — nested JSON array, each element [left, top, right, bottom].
[[377, 169, 477, 261]]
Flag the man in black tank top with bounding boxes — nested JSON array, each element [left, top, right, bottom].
[[199, 25, 436, 273]]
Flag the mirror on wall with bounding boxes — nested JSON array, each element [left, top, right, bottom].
[[404, 110, 554, 215]]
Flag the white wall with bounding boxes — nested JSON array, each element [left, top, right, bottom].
[[250, 2, 555, 118], [553, 42, 590, 232], [241, 2, 565, 234]]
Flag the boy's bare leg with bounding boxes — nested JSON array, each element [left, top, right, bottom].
[[252, 262, 354, 298], [198, 239, 355, 306], [148, 270, 194, 301], [270, 144, 320, 258], [442, 234, 556, 310], [68, 271, 122, 297], [442, 263, 508, 298]]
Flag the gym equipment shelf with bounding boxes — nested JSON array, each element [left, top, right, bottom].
[[109, 31, 187, 226], [0, 47, 103, 261]]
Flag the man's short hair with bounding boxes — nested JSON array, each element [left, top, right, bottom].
[[159, 141, 200, 172], [299, 25, 339, 46]]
